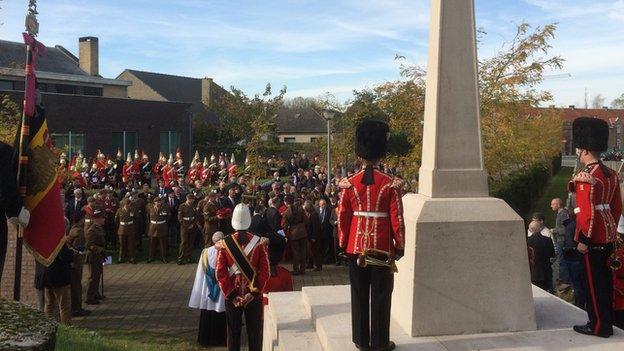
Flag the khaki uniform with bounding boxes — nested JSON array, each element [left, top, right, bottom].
[[148, 205, 169, 262], [85, 222, 106, 303], [114, 206, 136, 262], [177, 202, 197, 262], [67, 224, 86, 313], [201, 201, 220, 246], [284, 204, 308, 274]]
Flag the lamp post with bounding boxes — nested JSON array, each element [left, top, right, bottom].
[[322, 109, 336, 180]]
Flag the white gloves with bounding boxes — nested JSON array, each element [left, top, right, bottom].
[[8, 207, 30, 227]]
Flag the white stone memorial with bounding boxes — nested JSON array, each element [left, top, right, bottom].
[[263, 0, 624, 349], [391, 0, 536, 336]]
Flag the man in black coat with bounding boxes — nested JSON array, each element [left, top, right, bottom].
[[0, 141, 30, 284], [249, 204, 267, 237], [527, 221, 556, 291], [65, 188, 86, 223]]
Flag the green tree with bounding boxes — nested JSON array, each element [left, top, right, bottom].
[[330, 23, 564, 189], [0, 95, 21, 144], [612, 93, 624, 109]]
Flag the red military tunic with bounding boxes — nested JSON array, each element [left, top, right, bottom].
[[569, 162, 622, 245], [216, 231, 270, 299], [337, 168, 405, 255]]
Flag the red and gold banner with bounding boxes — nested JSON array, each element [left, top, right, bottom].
[[19, 34, 65, 266]]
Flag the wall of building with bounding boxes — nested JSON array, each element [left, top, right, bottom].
[[102, 84, 128, 98], [278, 133, 324, 143], [118, 71, 167, 101], [2, 91, 191, 160]]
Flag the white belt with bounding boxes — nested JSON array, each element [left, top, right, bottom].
[[84, 219, 91, 223], [183, 217, 195, 221], [120, 221, 134, 225], [574, 204, 611, 214], [353, 211, 388, 218], [150, 220, 166, 224]]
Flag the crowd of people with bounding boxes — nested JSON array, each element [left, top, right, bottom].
[[40, 148, 401, 334], [527, 197, 624, 331]]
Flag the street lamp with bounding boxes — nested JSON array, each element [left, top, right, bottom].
[[322, 109, 336, 179]]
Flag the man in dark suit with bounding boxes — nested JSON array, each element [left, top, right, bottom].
[[1, 141, 30, 284], [65, 188, 86, 223], [166, 191, 181, 247], [249, 204, 267, 237], [221, 186, 239, 210], [527, 221, 556, 291], [317, 198, 334, 263]]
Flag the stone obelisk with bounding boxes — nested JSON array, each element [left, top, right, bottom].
[[392, 0, 537, 336]]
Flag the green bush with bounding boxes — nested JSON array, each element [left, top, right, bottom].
[[490, 161, 554, 219]]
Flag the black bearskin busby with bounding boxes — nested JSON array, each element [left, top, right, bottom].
[[572, 117, 609, 152], [355, 120, 389, 161]]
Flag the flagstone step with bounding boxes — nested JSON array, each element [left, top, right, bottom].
[[266, 284, 624, 351], [263, 291, 323, 351]]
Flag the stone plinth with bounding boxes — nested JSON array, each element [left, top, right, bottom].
[[392, 195, 536, 336], [264, 285, 624, 351]]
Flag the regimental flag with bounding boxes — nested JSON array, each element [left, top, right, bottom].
[[17, 33, 66, 266]]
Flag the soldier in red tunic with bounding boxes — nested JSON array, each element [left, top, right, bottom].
[[337, 120, 404, 351], [570, 117, 622, 338], [216, 203, 270, 351], [614, 215, 624, 329]]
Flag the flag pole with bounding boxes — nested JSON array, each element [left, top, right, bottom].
[[13, 0, 40, 301]]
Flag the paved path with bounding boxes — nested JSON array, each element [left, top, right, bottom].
[[73, 261, 349, 338]]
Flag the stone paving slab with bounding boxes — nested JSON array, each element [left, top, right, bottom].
[[73, 261, 349, 340]]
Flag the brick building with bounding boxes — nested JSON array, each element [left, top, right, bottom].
[[0, 37, 191, 159], [117, 69, 229, 124], [531, 106, 624, 155]]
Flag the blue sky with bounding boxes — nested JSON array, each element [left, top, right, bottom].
[[1, 0, 623, 106]]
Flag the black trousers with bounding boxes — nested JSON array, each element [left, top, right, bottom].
[[225, 297, 263, 351], [348, 255, 393, 349], [580, 244, 614, 335]]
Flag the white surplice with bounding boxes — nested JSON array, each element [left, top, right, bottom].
[[188, 247, 226, 312]]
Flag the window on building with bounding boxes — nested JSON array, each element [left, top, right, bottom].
[[12, 81, 25, 91], [310, 137, 318, 143], [112, 131, 138, 156], [283, 137, 296, 143], [56, 84, 77, 94], [51, 132, 85, 160], [160, 131, 181, 155], [84, 86, 103, 96], [0, 80, 13, 90]]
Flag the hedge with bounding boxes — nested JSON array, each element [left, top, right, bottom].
[[490, 157, 559, 220]]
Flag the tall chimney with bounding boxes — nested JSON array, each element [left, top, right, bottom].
[[201, 77, 213, 107], [79, 36, 99, 76]]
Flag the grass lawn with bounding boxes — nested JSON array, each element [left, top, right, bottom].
[[56, 326, 224, 351], [527, 166, 574, 228]]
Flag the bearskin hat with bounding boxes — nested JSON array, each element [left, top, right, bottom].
[[355, 119, 389, 161], [572, 117, 609, 152]]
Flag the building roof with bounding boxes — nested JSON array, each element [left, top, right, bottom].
[[530, 107, 624, 125], [121, 69, 202, 102], [275, 106, 326, 134], [0, 39, 88, 76]]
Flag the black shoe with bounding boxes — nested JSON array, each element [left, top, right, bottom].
[[130, 259, 137, 264], [147, 259, 153, 263], [292, 271, 302, 276], [177, 260, 183, 265], [117, 259, 125, 264], [85, 300, 100, 305], [355, 344, 370, 351], [573, 325, 612, 338], [72, 309, 92, 317], [375, 341, 396, 351], [96, 294, 106, 300], [162, 259, 169, 263]]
